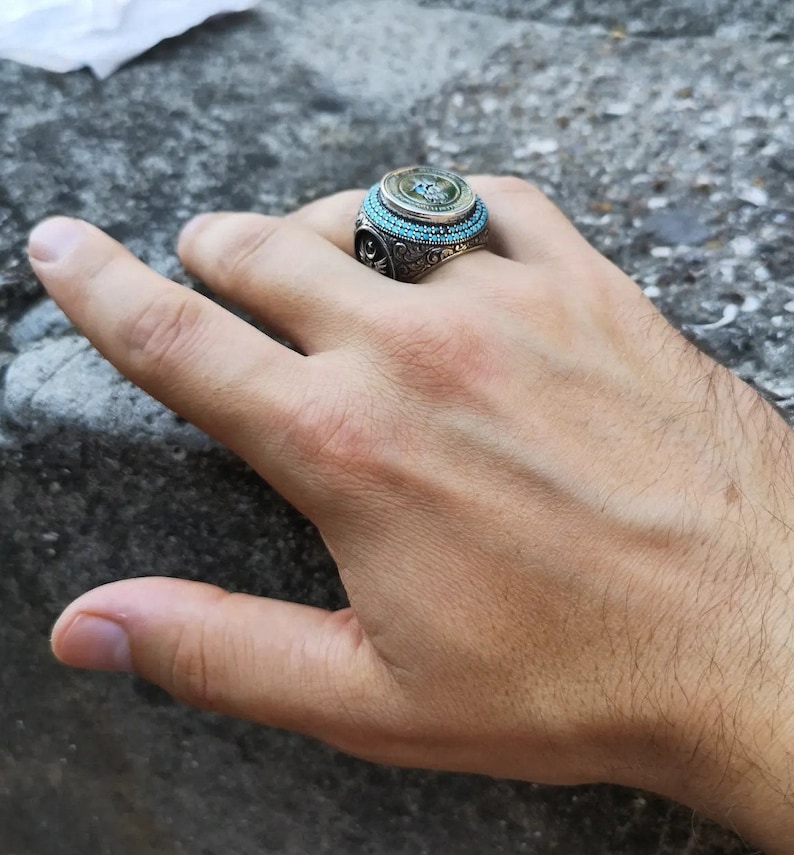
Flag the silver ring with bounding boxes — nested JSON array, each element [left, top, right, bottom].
[[355, 166, 489, 283]]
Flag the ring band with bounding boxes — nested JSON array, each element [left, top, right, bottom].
[[355, 166, 489, 283]]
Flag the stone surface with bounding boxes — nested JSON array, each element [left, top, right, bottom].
[[643, 209, 712, 247], [417, 0, 794, 38], [1, 0, 792, 853]]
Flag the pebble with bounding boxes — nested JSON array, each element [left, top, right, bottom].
[[692, 173, 715, 189], [734, 128, 757, 145], [513, 138, 560, 157], [737, 184, 770, 207], [604, 101, 632, 117], [730, 235, 757, 257], [767, 380, 794, 398], [644, 208, 712, 246], [692, 303, 740, 330]]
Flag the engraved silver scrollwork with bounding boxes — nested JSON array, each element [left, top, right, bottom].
[[391, 230, 489, 283]]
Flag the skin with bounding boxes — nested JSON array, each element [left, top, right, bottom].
[[27, 177, 794, 852]]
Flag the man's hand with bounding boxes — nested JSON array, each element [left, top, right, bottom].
[[28, 178, 794, 852]]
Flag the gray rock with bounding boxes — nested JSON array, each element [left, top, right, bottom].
[[643, 209, 712, 246], [266, 0, 527, 110], [3, 336, 212, 448], [414, 0, 794, 38], [9, 298, 72, 349], [0, 1, 792, 854]]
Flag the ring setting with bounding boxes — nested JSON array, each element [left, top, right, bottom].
[[355, 166, 489, 283]]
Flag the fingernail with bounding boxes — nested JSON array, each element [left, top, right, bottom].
[[179, 213, 213, 245], [28, 217, 84, 264], [56, 614, 133, 672]]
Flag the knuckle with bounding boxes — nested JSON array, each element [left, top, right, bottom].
[[292, 189, 363, 222], [125, 292, 207, 371], [169, 620, 216, 710], [488, 174, 543, 199], [218, 216, 286, 284]]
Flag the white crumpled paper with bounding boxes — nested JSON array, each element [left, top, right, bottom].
[[0, 0, 258, 78]]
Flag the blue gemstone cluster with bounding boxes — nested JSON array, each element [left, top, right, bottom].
[[362, 185, 488, 246]]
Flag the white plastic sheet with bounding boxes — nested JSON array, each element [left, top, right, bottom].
[[0, 0, 258, 78]]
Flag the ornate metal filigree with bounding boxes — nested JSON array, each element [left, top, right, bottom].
[[391, 230, 489, 283]]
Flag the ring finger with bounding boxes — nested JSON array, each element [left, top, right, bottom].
[[287, 176, 592, 269], [287, 184, 512, 290]]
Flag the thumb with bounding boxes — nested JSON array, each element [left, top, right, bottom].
[[51, 577, 397, 744]]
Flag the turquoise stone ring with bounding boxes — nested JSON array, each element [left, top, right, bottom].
[[355, 166, 489, 283]]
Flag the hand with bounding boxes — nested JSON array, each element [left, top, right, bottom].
[[29, 177, 794, 853]]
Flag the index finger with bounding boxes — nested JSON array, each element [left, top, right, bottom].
[[28, 217, 306, 478]]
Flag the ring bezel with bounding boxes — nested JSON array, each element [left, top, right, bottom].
[[379, 165, 477, 224], [355, 165, 490, 283], [361, 186, 488, 246]]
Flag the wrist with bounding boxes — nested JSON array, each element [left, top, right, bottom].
[[651, 671, 794, 855], [632, 465, 794, 853]]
